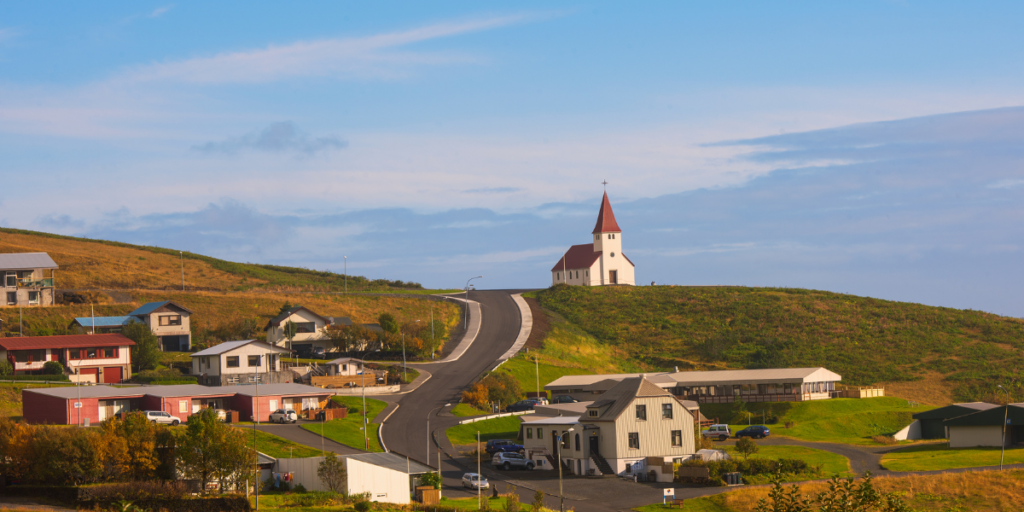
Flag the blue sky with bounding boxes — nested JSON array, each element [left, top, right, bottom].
[[1, 2, 1022, 316]]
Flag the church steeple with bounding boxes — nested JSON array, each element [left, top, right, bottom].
[[592, 192, 622, 234]]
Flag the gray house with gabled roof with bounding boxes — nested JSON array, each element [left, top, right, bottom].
[[1, 252, 58, 308]]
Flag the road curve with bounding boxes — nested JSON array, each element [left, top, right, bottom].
[[381, 290, 524, 464]]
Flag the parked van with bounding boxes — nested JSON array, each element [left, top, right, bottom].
[[701, 424, 732, 441]]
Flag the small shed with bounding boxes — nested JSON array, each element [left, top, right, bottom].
[[943, 404, 1024, 448], [912, 402, 998, 439]]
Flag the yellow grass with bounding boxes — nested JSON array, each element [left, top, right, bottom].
[[675, 470, 1024, 512], [880, 371, 953, 406]]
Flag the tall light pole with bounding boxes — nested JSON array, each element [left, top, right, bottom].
[[344, 256, 347, 294], [477, 430, 481, 509], [253, 354, 261, 511], [180, 251, 185, 291], [558, 427, 575, 512], [998, 384, 1011, 470], [464, 276, 482, 329]]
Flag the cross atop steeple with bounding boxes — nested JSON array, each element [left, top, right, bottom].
[[602, 180, 608, 190]]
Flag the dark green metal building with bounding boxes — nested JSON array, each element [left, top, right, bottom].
[[911, 402, 998, 440]]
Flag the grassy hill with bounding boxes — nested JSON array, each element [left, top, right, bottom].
[[0, 227, 433, 292], [531, 285, 1024, 404]]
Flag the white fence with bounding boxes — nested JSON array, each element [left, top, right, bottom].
[[457, 410, 534, 425]]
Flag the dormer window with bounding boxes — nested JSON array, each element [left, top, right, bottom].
[[588, 409, 598, 417]]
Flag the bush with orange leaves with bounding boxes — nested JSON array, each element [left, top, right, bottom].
[[461, 372, 523, 410]]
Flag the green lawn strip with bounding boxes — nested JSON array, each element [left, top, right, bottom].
[[446, 415, 522, 446], [439, 496, 529, 510], [719, 444, 853, 483], [701, 397, 925, 446], [451, 403, 490, 417], [880, 444, 1024, 471], [299, 396, 387, 452], [634, 496, 732, 512], [239, 428, 322, 459]]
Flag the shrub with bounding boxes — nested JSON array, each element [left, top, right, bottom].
[[785, 421, 796, 429], [354, 501, 372, 512], [532, 489, 545, 511], [0, 360, 12, 376], [736, 437, 759, 459], [81, 481, 190, 501], [42, 361, 64, 375], [292, 483, 307, 493], [420, 471, 442, 490], [872, 435, 898, 446], [504, 484, 520, 512]]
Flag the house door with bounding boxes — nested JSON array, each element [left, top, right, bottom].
[[609, 270, 618, 284], [589, 435, 599, 455], [103, 366, 122, 384]]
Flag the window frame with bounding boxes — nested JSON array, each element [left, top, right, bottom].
[[179, 400, 188, 413], [159, 315, 182, 326], [662, 403, 673, 419], [635, 404, 647, 421], [248, 355, 261, 367], [628, 432, 640, 449], [226, 356, 240, 368], [671, 430, 683, 447]]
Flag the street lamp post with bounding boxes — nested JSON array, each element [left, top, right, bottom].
[[477, 430, 482, 509], [558, 427, 575, 512], [464, 276, 482, 329], [998, 384, 1011, 470], [344, 256, 347, 294]]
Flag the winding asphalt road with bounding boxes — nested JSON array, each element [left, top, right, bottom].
[[381, 290, 525, 464]]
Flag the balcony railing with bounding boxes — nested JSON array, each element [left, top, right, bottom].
[[17, 278, 54, 288]]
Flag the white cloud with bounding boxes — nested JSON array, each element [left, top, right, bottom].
[[0, 27, 22, 44], [112, 15, 530, 85], [149, 5, 173, 18], [988, 179, 1024, 189]]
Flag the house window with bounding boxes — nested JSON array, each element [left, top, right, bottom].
[[27, 291, 39, 305], [295, 322, 316, 333], [588, 410, 598, 418], [86, 348, 98, 359], [662, 403, 673, 419], [103, 348, 116, 358], [226, 356, 240, 368], [526, 428, 533, 439], [159, 315, 182, 326], [537, 428, 543, 439], [635, 404, 647, 421], [4, 273, 15, 288], [179, 400, 188, 413], [671, 430, 683, 447], [248, 355, 261, 367], [628, 432, 639, 449], [5, 292, 15, 305], [69, 349, 80, 360], [561, 432, 569, 449], [342, 364, 348, 372], [575, 433, 580, 451]]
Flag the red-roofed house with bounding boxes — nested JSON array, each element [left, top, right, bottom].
[[0, 333, 134, 383], [551, 192, 636, 286]]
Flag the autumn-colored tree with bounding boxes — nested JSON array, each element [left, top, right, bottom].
[[177, 407, 252, 493], [28, 427, 103, 485], [0, 418, 33, 481], [100, 412, 161, 480], [461, 382, 490, 409]]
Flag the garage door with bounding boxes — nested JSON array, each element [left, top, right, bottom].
[[103, 366, 123, 384], [920, 419, 946, 440], [79, 368, 98, 383]]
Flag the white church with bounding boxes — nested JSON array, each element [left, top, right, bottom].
[[551, 192, 636, 286]]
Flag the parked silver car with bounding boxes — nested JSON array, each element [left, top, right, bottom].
[[701, 424, 732, 441], [492, 452, 535, 471], [268, 409, 298, 424], [462, 473, 489, 489], [144, 410, 180, 426]]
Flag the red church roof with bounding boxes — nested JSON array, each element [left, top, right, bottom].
[[551, 244, 602, 272], [592, 192, 622, 234]]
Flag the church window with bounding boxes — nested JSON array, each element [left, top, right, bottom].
[[608, 234, 612, 239], [611, 252, 615, 257]]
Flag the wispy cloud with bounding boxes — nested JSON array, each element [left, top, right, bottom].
[[0, 27, 23, 44], [988, 179, 1024, 189], [192, 121, 346, 155], [149, 5, 173, 18], [113, 15, 531, 85], [462, 187, 521, 194]]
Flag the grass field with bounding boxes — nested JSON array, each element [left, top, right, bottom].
[[238, 428, 322, 459], [536, 285, 1024, 403], [446, 415, 523, 446], [880, 444, 1024, 471], [300, 396, 388, 452], [637, 469, 1024, 512], [718, 444, 852, 483], [702, 397, 925, 445], [451, 403, 490, 417], [0, 227, 424, 293], [252, 494, 532, 511]]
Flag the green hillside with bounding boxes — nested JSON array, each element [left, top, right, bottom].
[[534, 285, 1024, 403]]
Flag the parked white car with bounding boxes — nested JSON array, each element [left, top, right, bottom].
[[701, 424, 732, 441], [144, 410, 180, 426], [462, 473, 489, 490], [269, 409, 298, 424]]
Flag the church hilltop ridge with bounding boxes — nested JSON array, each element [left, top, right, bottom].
[[551, 191, 636, 286]]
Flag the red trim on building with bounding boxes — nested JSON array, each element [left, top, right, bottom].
[[0, 333, 135, 350]]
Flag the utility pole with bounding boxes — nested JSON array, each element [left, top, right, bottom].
[[180, 251, 185, 291], [430, 303, 434, 359], [536, 355, 540, 401], [344, 256, 347, 294], [477, 431, 481, 509], [998, 385, 1010, 469], [254, 355, 260, 511]]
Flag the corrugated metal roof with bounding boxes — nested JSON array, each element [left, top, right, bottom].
[[71, 316, 132, 327], [0, 333, 135, 350], [128, 301, 193, 316], [913, 402, 999, 421], [547, 368, 842, 391], [231, 383, 333, 397], [590, 377, 673, 421], [0, 252, 58, 270], [546, 373, 648, 388], [347, 452, 433, 474], [23, 386, 148, 400], [325, 357, 364, 366], [27, 382, 332, 400], [520, 415, 581, 425], [191, 339, 290, 356], [944, 404, 1024, 426]]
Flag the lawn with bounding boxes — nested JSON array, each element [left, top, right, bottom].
[[252, 493, 531, 511], [300, 396, 388, 452], [535, 285, 1024, 403], [446, 415, 523, 446], [451, 403, 490, 417], [719, 444, 852, 483], [701, 397, 926, 445], [880, 444, 1024, 471], [238, 428, 323, 459], [637, 469, 1024, 512]]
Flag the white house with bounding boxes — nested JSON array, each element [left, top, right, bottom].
[[273, 452, 433, 505], [324, 357, 365, 376], [520, 376, 695, 481], [191, 339, 293, 386], [265, 306, 332, 353], [551, 192, 636, 286]]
